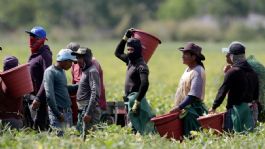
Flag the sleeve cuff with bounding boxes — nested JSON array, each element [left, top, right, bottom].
[[122, 36, 128, 41]]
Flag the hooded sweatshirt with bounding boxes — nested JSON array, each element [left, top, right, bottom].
[[212, 61, 259, 109], [76, 53, 101, 115], [28, 45, 52, 103]]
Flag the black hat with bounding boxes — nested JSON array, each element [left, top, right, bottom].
[[66, 42, 80, 52], [222, 41, 245, 55]]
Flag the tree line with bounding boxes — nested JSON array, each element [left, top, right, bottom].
[[0, 0, 265, 40]]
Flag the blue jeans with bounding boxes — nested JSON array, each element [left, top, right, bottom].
[[48, 108, 73, 136]]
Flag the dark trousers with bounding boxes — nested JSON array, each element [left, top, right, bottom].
[[33, 101, 49, 130], [23, 97, 49, 130]]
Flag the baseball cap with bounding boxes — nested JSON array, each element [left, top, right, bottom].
[[66, 42, 80, 52], [56, 49, 77, 62], [26, 26, 47, 40], [71, 47, 92, 56], [222, 41, 245, 55]]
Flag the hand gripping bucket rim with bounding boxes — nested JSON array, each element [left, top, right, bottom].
[[0, 63, 33, 98]]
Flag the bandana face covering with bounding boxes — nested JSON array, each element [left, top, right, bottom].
[[29, 36, 45, 53]]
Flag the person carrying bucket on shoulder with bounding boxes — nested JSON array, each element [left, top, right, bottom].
[[209, 42, 259, 132], [114, 28, 155, 134], [0, 56, 23, 129], [170, 42, 208, 137], [43, 49, 78, 136]]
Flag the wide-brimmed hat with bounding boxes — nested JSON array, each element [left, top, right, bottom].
[[178, 42, 205, 60]]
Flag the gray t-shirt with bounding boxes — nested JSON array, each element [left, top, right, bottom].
[[76, 65, 100, 115]]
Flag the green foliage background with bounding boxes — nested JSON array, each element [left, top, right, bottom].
[[0, 0, 265, 41]]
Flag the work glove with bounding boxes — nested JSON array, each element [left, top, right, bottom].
[[122, 28, 134, 41], [131, 100, 141, 115]]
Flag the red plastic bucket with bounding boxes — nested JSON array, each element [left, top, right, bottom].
[[0, 63, 33, 98], [132, 29, 161, 63], [151, 112, 183, 140], [197, 112, 225, 133]]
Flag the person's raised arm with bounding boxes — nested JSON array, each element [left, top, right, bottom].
[[114, 29, 133, 64]]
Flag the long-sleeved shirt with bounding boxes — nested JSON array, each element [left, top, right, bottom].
[[115, 39, 149, 102], [212, 61, 259, 109], [71, 57, 107, 110], [44, 65, 77, 118], [28, 45, 52, 102], [76, 65, 100, 115]]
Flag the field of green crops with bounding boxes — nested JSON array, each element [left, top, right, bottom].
[[0, 40, 265, 148]]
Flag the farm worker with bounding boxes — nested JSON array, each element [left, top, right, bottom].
[[222, 42, 260, 127], [0, 56, 23, 129], [115, 29, 155, 134], [170, 42, 208, 137], [66, 42, 107, 125], [24, 26, 52, 130], [209, 41, 259, 132], [71, 47, 101, 137], [43, 49, 78, 136]]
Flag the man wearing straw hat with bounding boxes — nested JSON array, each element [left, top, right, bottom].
[[115, 29, 155, 134], [43, 49, 78, 136], [0, 56, 23, 129], [25, 26, 52, 130]]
